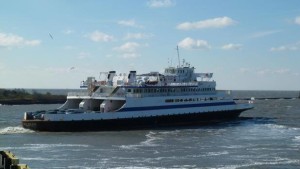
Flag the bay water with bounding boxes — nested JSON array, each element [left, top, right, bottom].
[[1, 91, 300, 168]]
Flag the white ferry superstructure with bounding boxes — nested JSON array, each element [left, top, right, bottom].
[[22, 61, 253, 131]]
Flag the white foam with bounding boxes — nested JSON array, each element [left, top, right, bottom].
[[158, 130, 180, 135], [0, 126, 34, 135], [217, 157, 300, 169], [206, 151, 229, 156], [119, 131, 162, 150], [64, 166, 103, 169], [141, 131, 162, 146], [22, 157, 61, 161], [265, 124, 299, 130], [111, 167, 167, 169], [293, 136, 300, 142], [24, 143, 89, 149]]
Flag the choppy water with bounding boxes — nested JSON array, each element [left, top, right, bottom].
[[1, 91, 300, 169]]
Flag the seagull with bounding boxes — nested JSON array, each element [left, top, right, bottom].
[[49, 33, 53, 39]]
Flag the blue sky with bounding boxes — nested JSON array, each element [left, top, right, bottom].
[[1, 0, 300, 90]]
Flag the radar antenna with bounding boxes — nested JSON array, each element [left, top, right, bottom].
[[176, 45, 181, 67]]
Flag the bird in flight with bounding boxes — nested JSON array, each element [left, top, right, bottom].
[[49, 33, 53, 39]]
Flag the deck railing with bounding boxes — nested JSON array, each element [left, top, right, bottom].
[[68, 92, 89, 97]]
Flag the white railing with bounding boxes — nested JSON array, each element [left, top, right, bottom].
[[169, 82, 198, 86], [68, 92, 89, 97], [126, 91, 216, 98], [91, 93, 110, 97]]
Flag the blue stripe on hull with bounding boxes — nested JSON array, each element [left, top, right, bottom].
[[119, 101, 236, 112]]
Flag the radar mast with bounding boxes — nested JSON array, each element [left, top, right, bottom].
[[176, 45, 181, 67]]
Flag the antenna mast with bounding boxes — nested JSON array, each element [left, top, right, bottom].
[[177, 45, 181, 67]]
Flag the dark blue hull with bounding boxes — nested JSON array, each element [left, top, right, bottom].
[[22, 109, 249, 132]]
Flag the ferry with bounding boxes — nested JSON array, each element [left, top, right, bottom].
[[22, 60, 253, 132]]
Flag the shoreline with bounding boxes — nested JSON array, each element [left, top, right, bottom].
[[0, 88, 66, 105], [0, 98, 66, 105]]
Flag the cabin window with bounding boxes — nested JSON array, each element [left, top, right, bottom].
[[165, 99, 174, 103], [127, 89, 131, 92]]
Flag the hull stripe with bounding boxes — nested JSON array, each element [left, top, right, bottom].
[[119, 101, 236, 112]]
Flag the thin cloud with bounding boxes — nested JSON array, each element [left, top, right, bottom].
[[178, 37, 211, 50], [147, 0, 175, 8], [295, 16, 300, 25], [222, 43, 242, 50], [118, 19, 143, 28], [62, 29, 75, 35], [114, 42, 141, 52], [251, 30, 281, 38], [239, 68, 250, 74], [124, 33, 153, 40], [270, 41, 300, 52], [0, 32, 41, 48], [122, 53, 140, 58], [77, 52, 91, 59], [274, 68, 290, 74], [257, 69, 271, 76], [114, 42, 144, 59], [177, 17, 236, 30], [45, 67, 74, 74], [86, 31, 114, 42], [256, 68, 294, 76]]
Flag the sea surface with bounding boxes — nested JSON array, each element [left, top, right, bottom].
[[0, 91, 300, 169]]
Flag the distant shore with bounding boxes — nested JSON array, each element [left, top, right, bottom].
[[0, 89, 66, 105]]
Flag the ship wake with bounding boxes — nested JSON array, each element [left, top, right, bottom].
[[0, 126, 34, 135]]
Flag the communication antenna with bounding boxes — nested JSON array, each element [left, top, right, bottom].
[[176, 45, 181, 67]]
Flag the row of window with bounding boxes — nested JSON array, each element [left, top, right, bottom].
[[165, 97, 219, 103], [127, 87, 215, 93]]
